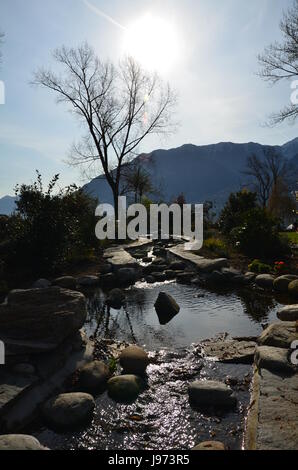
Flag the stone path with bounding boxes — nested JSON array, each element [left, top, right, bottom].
[[168, 245, 228, 272], [103, 247, 138, 269]]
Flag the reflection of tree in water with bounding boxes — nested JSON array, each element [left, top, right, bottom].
[[237, 288, 276, 323]]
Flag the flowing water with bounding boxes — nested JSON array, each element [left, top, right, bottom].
[[32, 280, 287, 450]]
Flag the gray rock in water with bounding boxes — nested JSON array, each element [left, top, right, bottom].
[[77, 275, 100, 287], [169, 261, 187, 271], [188, 380, 237, 408], [196, 258, 228, 273], [99, 273, 117, 288], [164, 270, 177, 280], [244, 272, 256, 282], [258, 322, 298, 349], [176, 272, 195, 284], [32, 279, 51, 289], [151, 272, 167, 283], [117, 268, 137, 285], [77, 360, 110, 393], [0, 435, 48, 451], [277, 305, 298, 322], [154, 292, 180, 325], [53, 276, 77, 290], [106, 288, 125, 309], [0, 287, 87, 354], [273, 275, 298, 293], [288, 280, 298, 298], [255, 274, 275, 290], [97, 263, 113, 275], [42, 392, 95, 430], [108, 375, 144, 403], [120, 345, 149, 375], [192, 441, 225, 451], [255, 346, 294, 373]]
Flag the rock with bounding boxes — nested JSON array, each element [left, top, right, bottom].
[[195, 258, 228, 273], [169, 261, 186, 271], [99, 273, 117, 288], [255, 346, 294, 373], [107, 375, 144, 403], [106, 288, 126, 309], [117, 268, 138, 285], [142, 256, 153, 263], [188, 380, 237, 408], [203, 339, 256, 364], [288, 280, 298, 298], [258, 322, 298, 349], [0, 435, 48, 450], [77, 275, 100, 287], [164, 270, 177, 280], [273, 275, 298, 293], [277, 305, 298, 322], [77, 360, 110, 393], [244, 272, 256, 282], [151, 272, 167, 282], [221, 267, 242, 279], [206, 270, 225, 284], [152, 257, 167, 266], [42, 392, 95, 430], [176, 272, 195, 284], [145, 276, 156, 284], [12, 363, 36, 376], [255, 274, 275, 290], [120, 345, 149, 375], [0, 287, 87, 354], [32, 278, 51, 289], [53, 276, 77, 290], [144, 264, 168, 274], [154, 292, 180, 325], [97, 263, 113, 274], [192, 441, 225, 451]]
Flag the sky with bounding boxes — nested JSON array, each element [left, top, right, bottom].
[[0, 0, 298, 196]]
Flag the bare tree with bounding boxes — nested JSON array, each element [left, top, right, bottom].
[[122, 161, 155, 203], [258, 0, 298, 124], [33, 43, 177, 218], [244, 148, 291, 207]]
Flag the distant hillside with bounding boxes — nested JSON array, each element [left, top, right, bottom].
[[83, 138, 298, 211], [0, 196, 16, 215]]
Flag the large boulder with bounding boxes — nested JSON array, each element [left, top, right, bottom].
[[0, 435, 48, 451], [195, 258, 228, 273], [192, 441, 225, 451], [107, 375, 144, 403], [258, 322, 298, 349], [106, 288, 126, 309], [154, 292, 180, 325], [42, 392, 95, 430], [188, 380, 237, 408], [255, 346, 294, 373], [53, 276, 77, 290], [76, 360, 110, 393], [273, 275, 298, 293], [255, 274, 275, 290], [277, 305, 298, 322], [120, 345, 149, 375], [0, 287, 87, 354], [288, 280, 298, 298]]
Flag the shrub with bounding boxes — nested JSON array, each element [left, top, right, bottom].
[[219, 190, 258, 235], [248, 259, 272, 274], [204, 237, 227, 256]]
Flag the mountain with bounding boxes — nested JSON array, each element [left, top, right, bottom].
[[0, 196, 16, 215], [83, 138, 298, 211]]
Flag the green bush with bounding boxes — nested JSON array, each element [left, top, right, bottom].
[[219, 190, 258, 235], [204, 237, 228, 256], [248, 259, 272, 274]]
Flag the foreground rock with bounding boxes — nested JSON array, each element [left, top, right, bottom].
[[0, 435, 48, 451], [42, 393, 95, 430], [108, 375, 144, 403], [154, 292, 180, 325], [258, 322, 298, 349], [288, 280, 298, 298], [255, 346, 294, 373], [106, 288, 126, 309], [202, 339, 257, 364], [277, 305, 298, 322], [255, 274, 274, 290], [77, 360, 110, 393], [273, 275, 298, 293], [192, 441, 225, 451], [188, 380, 237, 408], [120, 346, 149, 375], [0, 287, 87, 354]]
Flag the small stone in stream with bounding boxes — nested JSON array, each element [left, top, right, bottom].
[[145, 275, 155, 284], [176, 272, 195, 284], [120, 345, 149, 375], [258, 322, 298, 349], [164, 270, 177, 280], [154, 292, 180, 325], [274, 275, 298, 293], [107, 375, 144, 403], [42, 392, 95, 430], [0, 435, 48, 451], [142, 256, 153, 263], [77, 275, 100, 287], [277, 305, 298, 322], [192, 441, 225, 451], [203, 339, 256, 364], [53, 276, 77, 290], [188, 380, 237, 408], [106, 288, 126, 309], [32, 278, 51, 289], [151, 272, 167, 282], [169, 261, 186, 271], [97, 263, 113, 275], [288, 280, 298, 298], [117, 268, 137, 285], [99, 273, 117, 288], [13, 363, 36, 376], [255, 274, 275, 290], [152, 257, 166, 266], [77, 360, 110, 393], [255, 346, 294, 373], [244, 272, 256, 282]]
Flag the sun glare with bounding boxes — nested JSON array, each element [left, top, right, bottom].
[[123, 13, 180, 72]]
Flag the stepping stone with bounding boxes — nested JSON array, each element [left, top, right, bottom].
[[0, 435, 48, 451], [277, 305, 298, 322], [258, 322, 298, 349], [203, 339, 256, 364], [42, 392, 95, 430], [255, 346, 294, 373], [108, 375, 144, 404], [188, 380, 237, 408], [120, 345, 149, 375], [192, 441, 225, 451], [77, 360, 110, 393]]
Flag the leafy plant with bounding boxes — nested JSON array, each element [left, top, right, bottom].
[[248, 259, 272, 274]]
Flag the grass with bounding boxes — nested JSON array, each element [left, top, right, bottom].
[[280, 232, 298, 244]]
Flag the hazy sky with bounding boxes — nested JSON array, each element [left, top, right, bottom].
[[0, 0, 297, 196]]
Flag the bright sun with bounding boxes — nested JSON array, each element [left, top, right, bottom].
[[123, 13, 179, 72]]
